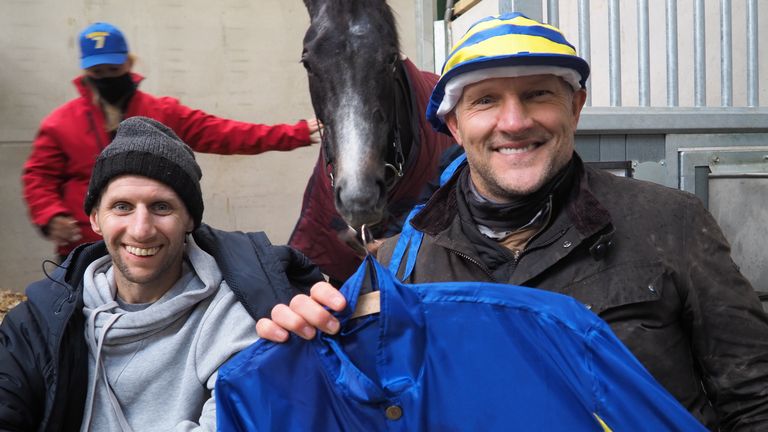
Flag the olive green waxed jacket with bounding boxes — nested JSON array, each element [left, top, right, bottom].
[[379, 156, 768, 431]]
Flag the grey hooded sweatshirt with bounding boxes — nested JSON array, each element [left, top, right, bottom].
[[80, 236, 258, 431]]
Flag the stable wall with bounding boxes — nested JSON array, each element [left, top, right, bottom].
[[0, 0, 421, 291]]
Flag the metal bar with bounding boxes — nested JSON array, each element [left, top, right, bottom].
[[547, 0, 559, 27], [721, 0, 733, 107], [444, 0, 456, 64], [415, 0, 435, 72], [499, 0, 514, 15], [694, 0, 706, 107], [665, 0, 679, 106], [506, 0, 542, 20], [638, 0, 650, 106], [578, 107, 768, 134], [747, 0, 759, 107], [578, 0, 592, 106], [608, 0, 621, 106]]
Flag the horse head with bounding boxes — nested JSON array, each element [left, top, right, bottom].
[[302, 0, 407, 229]]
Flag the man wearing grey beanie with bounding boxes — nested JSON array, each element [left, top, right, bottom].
[[0, 116, 324, 431]]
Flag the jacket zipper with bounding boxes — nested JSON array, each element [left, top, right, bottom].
[[448, 249, 497, 281], [87, 111, 106, 151], [448, 228, 566, 284], [512, 249, 522, 263]]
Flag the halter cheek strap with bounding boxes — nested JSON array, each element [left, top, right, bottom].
[[318, 60, 407, 191]]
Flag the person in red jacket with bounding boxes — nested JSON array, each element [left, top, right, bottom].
[[22, 21, 320, 260]]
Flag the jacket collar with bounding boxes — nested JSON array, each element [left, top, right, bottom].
[[411, 153, 615, 283], [64, 241, 109, 290], [413, 153, 611, 236]]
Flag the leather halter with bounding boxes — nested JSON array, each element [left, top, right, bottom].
[[319, 60, 407, 190]]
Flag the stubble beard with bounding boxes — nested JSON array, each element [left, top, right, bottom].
[[471, 136, 560, 201]]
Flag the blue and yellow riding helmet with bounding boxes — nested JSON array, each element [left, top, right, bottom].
[[426, 12, 590, 135]]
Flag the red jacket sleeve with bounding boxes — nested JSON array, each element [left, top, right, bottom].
[[21, 124, 72, 228], [155, 97, 312, 155]]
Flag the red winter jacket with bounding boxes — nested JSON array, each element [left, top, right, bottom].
[[23, 73, 312, 256]]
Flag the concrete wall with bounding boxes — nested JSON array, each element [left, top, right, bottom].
[[0, 0, 421, 291]]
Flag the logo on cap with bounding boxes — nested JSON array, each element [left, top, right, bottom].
[[85, 31, 111, 49]]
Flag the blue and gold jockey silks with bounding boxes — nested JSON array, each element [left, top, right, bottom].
[[216, 256, 705, 431]]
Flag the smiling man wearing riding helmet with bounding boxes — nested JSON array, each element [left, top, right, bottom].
[[258, 13, 768, 430]]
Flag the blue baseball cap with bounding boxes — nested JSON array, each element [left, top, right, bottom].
[[79, 22, 129, 69]]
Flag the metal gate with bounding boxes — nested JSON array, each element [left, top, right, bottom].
[[434, 0, 768, 301]]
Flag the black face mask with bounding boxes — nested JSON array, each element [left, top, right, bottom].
[[89, 73, 136, 105]]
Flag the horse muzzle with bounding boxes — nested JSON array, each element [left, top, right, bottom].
[[334, 176, 387, 228]]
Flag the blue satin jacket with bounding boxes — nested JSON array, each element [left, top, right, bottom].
[[216, 256, 704, 431]]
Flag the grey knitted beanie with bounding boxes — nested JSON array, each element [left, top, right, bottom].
[[83, 116, 204, 228]]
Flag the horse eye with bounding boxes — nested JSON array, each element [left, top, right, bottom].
[[300, 50, 313, 73], [301, 58, 313, 74]]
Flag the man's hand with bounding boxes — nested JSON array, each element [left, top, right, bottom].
[[256, 281, 346, 342], [45, 215, 82, 246], [306, 118, 323, 145]]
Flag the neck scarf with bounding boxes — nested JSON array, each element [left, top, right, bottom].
[[461, 156, 575, 234]]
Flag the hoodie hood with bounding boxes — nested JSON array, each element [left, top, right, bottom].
[[82, 235, 221, 345]]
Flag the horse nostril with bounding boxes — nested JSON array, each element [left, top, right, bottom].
[[334, 183, 345, 208], [372, 108, 385, 124], [335, 177, 385, 216], [376, 178, 387, 198]]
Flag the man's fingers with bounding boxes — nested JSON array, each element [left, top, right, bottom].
[[255, 318, 289, 342], [307, 118, 323, 144], [270, 301, 317, 340], [257, 284, 346, 343], [289, 294, 341, 336], [310, 282, 347, 311], [306, 118, 321, 132]]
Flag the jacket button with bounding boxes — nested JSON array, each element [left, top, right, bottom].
[[563, 240, 572, 248], [385, 405, 403, 420], [648, 284, 656, 293]]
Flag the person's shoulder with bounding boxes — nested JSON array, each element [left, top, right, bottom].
[[585, 165, 701, 208], [39, 96, 91, 128], [196, 281, 256, 339], [4, 272, 74, 338], [377, 233, 403, 266], [24, 270, 74, 312], [129, 89, 181, 108]]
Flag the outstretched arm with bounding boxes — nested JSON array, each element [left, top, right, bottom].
[[160, 97, 318, 155], [256, 281, 347, 342]]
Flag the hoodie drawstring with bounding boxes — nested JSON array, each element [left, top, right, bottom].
[[81, 301, 135, 432]]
